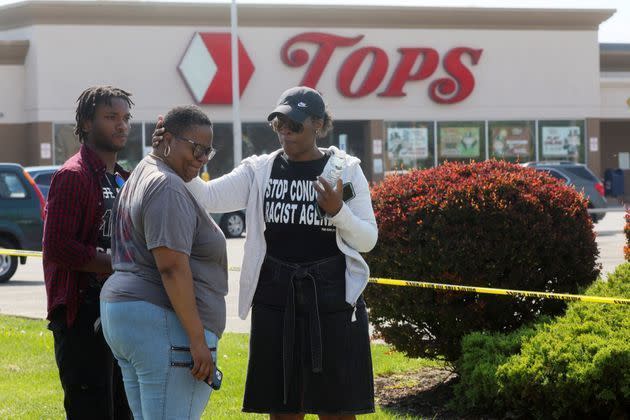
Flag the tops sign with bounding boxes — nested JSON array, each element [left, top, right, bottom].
[[179, 31, 482, 105], [281, 32, 483, 104]]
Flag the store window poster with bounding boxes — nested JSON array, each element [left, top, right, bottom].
[[387, 127, 429, 167], [491, 126, 531, 158], [541, 126, 581, 159], [439, 126, 481, 158]]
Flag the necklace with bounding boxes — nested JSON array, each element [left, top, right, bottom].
[[102, 171, 117, 191]]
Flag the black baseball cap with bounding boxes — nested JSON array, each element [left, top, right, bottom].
[[267, 86, 325, 123]]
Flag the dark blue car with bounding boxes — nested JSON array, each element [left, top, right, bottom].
[[0, 163, 46, 282], [25, 165, 60, 199]]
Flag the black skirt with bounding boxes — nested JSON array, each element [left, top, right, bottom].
[[242, 255, 375, 415]]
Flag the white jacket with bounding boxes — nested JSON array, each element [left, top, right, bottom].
[[186, 146, 378, 320]]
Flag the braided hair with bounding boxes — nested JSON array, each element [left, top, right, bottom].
[[74, 86, 134, 144]]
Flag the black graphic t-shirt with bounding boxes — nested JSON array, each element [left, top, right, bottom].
[[98, 172, 119, 254], [86, 172, 120, 291], [264, 153, 342, 263]]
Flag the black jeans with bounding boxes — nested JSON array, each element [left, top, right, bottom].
[[48, 300, 131, 420]]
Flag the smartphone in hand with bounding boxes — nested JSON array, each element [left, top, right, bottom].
[[176, 345, 222, 390], [206, 367, 223, 390]]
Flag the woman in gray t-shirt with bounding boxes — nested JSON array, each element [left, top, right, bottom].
[[100, 105, 227, 419]]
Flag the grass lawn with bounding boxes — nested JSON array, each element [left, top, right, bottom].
[[0, 315, 440, 419]]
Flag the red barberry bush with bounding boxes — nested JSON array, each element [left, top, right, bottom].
[[364, 160, 600, 361]]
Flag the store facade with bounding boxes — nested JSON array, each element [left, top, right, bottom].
[[0, 2, 628, 191]]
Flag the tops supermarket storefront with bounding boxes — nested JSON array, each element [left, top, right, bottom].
[[1, 1, 629, 190]]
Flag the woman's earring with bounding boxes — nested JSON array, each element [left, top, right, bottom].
[[164, 144, 171, 158]]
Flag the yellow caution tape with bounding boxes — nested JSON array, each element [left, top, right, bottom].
[[0, 249, 245, 272], [369, 277, 630, 305], [0, 249, 44, 258], [1, 249, 627, 305]]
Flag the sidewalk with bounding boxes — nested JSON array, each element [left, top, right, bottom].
[[593, 208, 627, 275]]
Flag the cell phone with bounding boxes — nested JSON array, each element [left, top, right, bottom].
[[189, 364, 222, 390], [206, 367, 223, 390], [342, 182, 356, 202], [315, 182, 356, 219], [176, 345, 221, 390]]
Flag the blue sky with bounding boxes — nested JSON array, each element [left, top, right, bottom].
[[0, 0, 628, 43]]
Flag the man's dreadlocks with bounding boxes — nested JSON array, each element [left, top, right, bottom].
[[74, 86, 134, 144]]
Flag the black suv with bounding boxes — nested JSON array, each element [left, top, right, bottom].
[[522, 161, 607, 222], [0, 163, 45, 282]]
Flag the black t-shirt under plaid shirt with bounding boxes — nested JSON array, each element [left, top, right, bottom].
[[263, 152, 342, 263], [97, 172, 119, 253]]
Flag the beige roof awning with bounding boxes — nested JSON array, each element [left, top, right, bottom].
[[0, 1, 616, 30], [0, 40, 29, 64]]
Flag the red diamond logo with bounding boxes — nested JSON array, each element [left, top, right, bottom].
[[179, 32, 255, 105]]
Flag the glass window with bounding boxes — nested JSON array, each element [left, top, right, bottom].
[[489, 121, 535, 163], [242, 121, 340, 158], [143, 122, 156, 149], [208, 123, 235, 180], [116, 123, 143, 172], [33, 172, 54, 186], [562, 166, 599, 182], [437, 121, 486, 163], [145, 121, 236, 180], [538, 169, 569, 182], [242, 122, 279, 157], [332, 121, 367, 167], [384, 121, 435, 171], [53, 124, 79, 165], [538, 120, 585, 163], [144, 119, 366, 181], [145, 121, 237, 179], [54, 122, 143, 170], [0, 172, 27, 199]]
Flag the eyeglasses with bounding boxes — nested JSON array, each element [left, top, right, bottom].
[[174, 136, 217, 160], [270, 115, 304, 133]]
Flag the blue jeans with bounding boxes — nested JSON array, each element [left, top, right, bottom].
[[100, 300, 218, 420]]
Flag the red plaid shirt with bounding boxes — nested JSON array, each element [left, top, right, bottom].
[[43, 145, 129, 326]]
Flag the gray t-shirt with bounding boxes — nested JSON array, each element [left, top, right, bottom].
[[101, 155, 228, 337]]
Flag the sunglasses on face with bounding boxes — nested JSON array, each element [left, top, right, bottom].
[[271, 115, 304, 133], [174, 136, 217, 160]]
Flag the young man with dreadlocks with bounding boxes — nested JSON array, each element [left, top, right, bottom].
[[43, 86, 133, 419]]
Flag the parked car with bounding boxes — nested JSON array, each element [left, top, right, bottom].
[[211, 211, 246, 238], [0, 163, 46, 282], [25, 165, 60, 199], [522, 161, 607, 222], [25, 164, 246, 238]]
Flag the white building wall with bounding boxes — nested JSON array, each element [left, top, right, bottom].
[[600, 75, 630, 119], [20, 25, 601, 124], [0, 65, 25, 123], [0, 26, 37, 123]]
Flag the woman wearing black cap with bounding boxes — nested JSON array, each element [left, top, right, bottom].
[[154, 86, 377, 418]]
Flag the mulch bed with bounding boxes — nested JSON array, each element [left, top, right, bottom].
[[374, 367, 495, 419]]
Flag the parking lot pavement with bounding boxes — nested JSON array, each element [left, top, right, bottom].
[[0, 237, 251, 333], [593, 209, 627, 276], [0, 210, 627, 330]]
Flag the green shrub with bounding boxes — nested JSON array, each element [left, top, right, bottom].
[[454, 263, 630, 418], [452, 322, 542, 414], [624, 209, 629, 261], [365, 160, 599, 361]]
